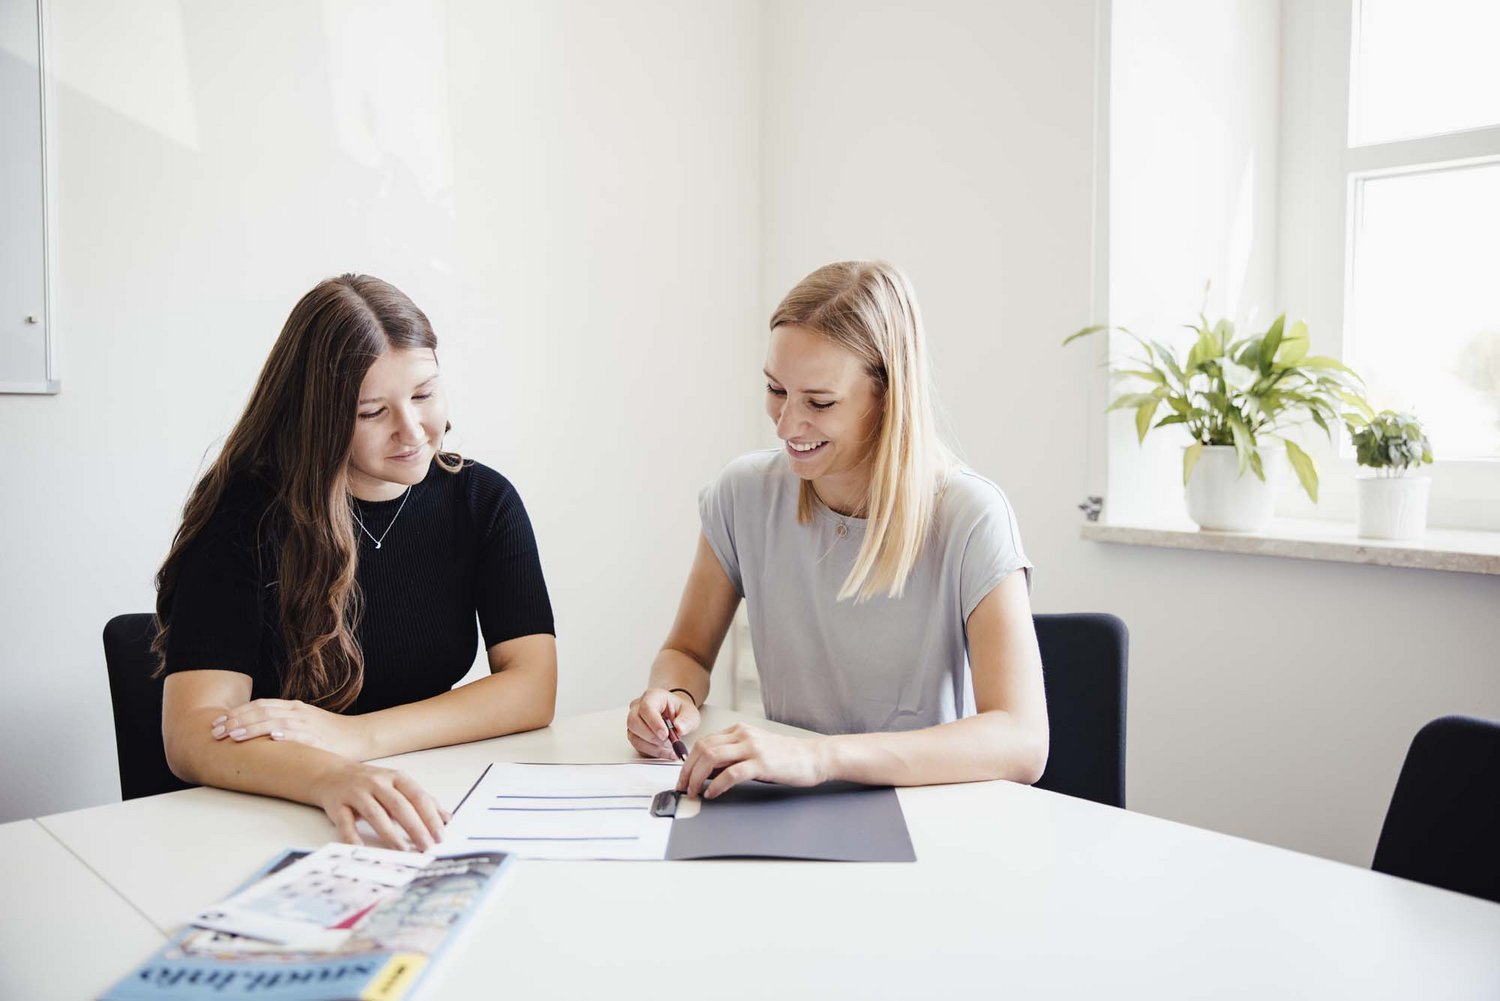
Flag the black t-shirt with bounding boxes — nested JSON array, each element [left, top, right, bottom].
[[163, 459, 555, 713]]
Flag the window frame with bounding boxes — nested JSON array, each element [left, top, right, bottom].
[[1277, 0, 1500, 531]]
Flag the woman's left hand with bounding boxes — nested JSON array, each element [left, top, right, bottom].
[[676, 723, 831, 799], [212, 700, 370, 760]]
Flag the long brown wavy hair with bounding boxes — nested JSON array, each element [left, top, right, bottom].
[[152, 274, 460, 710]]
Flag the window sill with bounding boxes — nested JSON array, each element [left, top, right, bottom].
[[1080, 518, 1500, 575]]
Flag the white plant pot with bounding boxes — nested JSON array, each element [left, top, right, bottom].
[[1355, 475, 1430, 540], [1184, 445, 1283, 532]]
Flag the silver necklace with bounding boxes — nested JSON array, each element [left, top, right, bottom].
[[821, 495, 858, 538], [352, 486, 411, 550]]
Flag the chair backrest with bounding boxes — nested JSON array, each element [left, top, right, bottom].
[[103, 613, 195, 800], [1031, 612, 1128, 809], [1371, 715, 1500, 904]]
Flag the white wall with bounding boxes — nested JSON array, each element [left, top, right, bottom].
[[0, 0, 762, 821], [761, 0, 1500, 867], [1106, 0, 1282, 522]]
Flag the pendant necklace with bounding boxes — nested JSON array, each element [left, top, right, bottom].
[[352, 486, 412, 550]]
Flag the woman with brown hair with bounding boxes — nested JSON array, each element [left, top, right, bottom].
[[627, 261, 1047, 797], [156, 274, 556, 850]]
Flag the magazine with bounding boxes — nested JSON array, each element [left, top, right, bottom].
[[100, 846, 510, 1000], [191, 843, 436, 949]]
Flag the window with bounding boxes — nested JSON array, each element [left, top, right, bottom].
[[1347, 164, 1500, 460], [1349, 0, 1500, 146], [1343, 0, 1500, 463], [1095, 1, 1500, 535]]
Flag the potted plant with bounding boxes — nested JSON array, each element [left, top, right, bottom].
[[1347, 409, 1434, 539], [1066, 313, 1364, 531]]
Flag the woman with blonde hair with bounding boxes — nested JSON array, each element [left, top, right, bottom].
[[156, 274, 557, 849], [626, 261, 1047, 796]]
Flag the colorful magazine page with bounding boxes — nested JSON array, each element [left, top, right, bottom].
[[100, 848, 510, 1001], [191, 843, 428, 948]]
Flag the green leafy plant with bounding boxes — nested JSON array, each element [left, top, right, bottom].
[[1064, 314, 1365, 501], [1348, 410, 1433, 476]]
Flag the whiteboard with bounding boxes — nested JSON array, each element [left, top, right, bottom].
[[0, 0, 56, 394]]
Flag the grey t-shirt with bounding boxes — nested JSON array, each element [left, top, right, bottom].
[[699, 449, 1032, 735]]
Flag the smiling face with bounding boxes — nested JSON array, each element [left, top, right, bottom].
[[764, 324, 884, 512], [347, 347, 448, 500]]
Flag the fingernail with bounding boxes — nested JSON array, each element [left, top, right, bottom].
[[229, 728, 247, 739], [271, 730, 283, 740], [211, 725, 225, 738], [211, 716, 226, 726]]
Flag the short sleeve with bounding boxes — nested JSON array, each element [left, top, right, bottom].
[[698, 467, 744, 597], [163, 499, 276, 691], [473, 475, 556, 646], [958, 486, 1033, 622]]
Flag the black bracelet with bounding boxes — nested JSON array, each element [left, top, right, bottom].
[[668, 687, 699, 709]]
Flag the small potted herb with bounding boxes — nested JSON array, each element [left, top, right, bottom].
[[1347, 409, 1434, 539]]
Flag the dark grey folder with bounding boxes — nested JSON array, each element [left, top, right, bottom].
[[660, 780, 916, 862]]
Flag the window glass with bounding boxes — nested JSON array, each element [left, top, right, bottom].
[[1347, 161, 1500, 460], [1351, 0, 1500, 145]]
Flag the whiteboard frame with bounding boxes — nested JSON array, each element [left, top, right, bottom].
[[1, 0, 59, 395]]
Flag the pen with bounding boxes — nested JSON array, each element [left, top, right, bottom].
[[662, 712, 689, 761]]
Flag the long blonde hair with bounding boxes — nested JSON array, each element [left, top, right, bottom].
[[770, 261, 951, 602]]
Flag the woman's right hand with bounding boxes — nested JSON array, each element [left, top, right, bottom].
[[308, 760, 449, 852], [626, 688, 701, 760]]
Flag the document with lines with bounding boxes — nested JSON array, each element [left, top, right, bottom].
[[441, 761, 918, 863], [441, 762, 677, 860]]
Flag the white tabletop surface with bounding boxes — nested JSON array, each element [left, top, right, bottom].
[[0, 818, 166, 1001], [29, 707, 1500, 999]]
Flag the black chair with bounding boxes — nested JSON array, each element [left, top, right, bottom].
[[1371, 715, 1500, 904], [104, 613, 195, 800], [1031, 613, 1128, 809]]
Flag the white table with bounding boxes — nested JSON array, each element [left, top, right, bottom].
[[26, 707, 1500, 999], [0, 819, 165, 1000]]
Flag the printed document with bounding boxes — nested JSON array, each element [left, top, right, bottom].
[[441, 762, 677, 860]]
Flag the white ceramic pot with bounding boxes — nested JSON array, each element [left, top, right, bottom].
[[1355, 475, 1430, 540], [1184, 445, 1283, 532]]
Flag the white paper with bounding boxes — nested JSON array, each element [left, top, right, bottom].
[[191, 842, 430, 946], [440, 762, 678, 860]]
